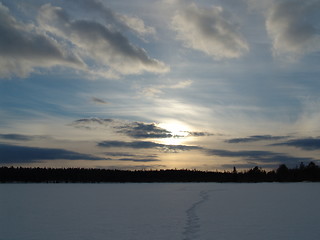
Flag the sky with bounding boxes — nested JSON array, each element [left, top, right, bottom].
[[1, 0, 320, 170]]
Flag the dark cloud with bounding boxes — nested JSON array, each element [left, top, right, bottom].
[[266, 0, 320, 56], [92, 97, 108, 104], [97, 140, 202, 152], [73, 118, 113, 124], [118, 158, 160, 162], [271, 138, 320, 151], [0, 1, 168, 79], [117, 122, 173, 139], [0, 143, 104, 164], [71, 118, 173, 139], [71, 118, 114, 130], [0, 134, 33, 141], [0, 2, 83, 78], [66, 0, 155, 36], [172, 2, 248, 59], [104, 152, 137, 157], [206, 148, 315, 166], [186, 131, 214, 137], [38, 3, 169, 77], [226, 135, 289, 143], [104, 152, 158, 158]]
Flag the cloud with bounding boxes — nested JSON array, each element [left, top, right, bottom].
[[101, 164, 167, 170], [37, 3, 169, 77], [104, 152, 159, 162], [71, 118, 173, 139], [71, 117, 214, 140], [104, 152, 158, 158], [0, 143, 104, 164], [0, 2, 84, 78], [104, 152, 137, 157], [118, 158, 160, 162], [97, 140, 202, 152], [66, 0, 155, 37], [116, 122, 173, 139], [71, 117, 215, 140], [71, 118, 114, 130], [0, 1, 168, 79], [92, 97, 108, 104], [186, 131, 214, 137], [271, 137, 320, 151], [266, 0, 320, 58], [226, 135, 289, 143], [0, 134, 34, 141], [140, 80, 192, 97], [206, 148, 315, 166], [171, 2, 249, 59]]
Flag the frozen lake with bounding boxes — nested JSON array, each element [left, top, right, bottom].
[[1, 183, 320, 240]]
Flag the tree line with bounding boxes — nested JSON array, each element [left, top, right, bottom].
[[1, 162, 320, 183]]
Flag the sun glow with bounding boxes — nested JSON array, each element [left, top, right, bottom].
[[158, 121, 191, 145]]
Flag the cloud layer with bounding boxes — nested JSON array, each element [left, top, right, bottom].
[[266, 0, 320, 57], [0, 3, 83, 78], [37, 3, 169, 77], [272, 138, 320, 151], [0, 1, 168, 79], [71, 118, 212, 139], [206, 148, 315, 167], [172, 3, 249, 59], [98, 140, 201, 152], [226, 135, 289, 143], [0, 143, 104, 163]]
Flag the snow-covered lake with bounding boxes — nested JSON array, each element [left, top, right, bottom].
[[1, 183, 319, 240]]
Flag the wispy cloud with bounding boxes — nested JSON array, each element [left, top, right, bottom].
[[266, 0, 320, 58], [71, 118, 172, 138], [37, 3, 169, 77], [98, 140, 202, 152], [71, 118, 114, 130], [0, 143, 104, 163], [186, 131, 214, 137], [0, 2, 84, 78], [226, 135, 289, 143], [206, 148, 315, 166], [0, 134, 34, 141], [117, 158, 160, 162], [116, 122, 173, 139], [171, 2, 248, 59], [271, 137, 320, 151], [71, 117, 213, 139], [0, 1, 169, 79], [66, 0, 156, 37], [140, 80, 192, 97], [92, 97, 108, 105]]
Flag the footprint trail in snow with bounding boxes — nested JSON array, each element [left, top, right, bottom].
[[182, 190, 210, 240]]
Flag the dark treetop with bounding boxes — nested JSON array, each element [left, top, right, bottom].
[[1, 162, 320, 183]]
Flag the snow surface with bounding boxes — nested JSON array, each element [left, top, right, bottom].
[[0, 183, 320, 240]]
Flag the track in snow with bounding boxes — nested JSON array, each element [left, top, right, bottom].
[[182, 190, 210, 240]]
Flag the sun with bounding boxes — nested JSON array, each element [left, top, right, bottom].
[[158, 121, 190, 145]]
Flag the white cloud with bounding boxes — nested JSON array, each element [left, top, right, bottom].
[[266, 0, 320, 58], [0, 2, 84, 78], [0, 1, 169, 79], [37, 4, 169, 77], [140, 80, 192, 97], [117, 14, 156, 36], [67, 0, 156, 37], [171, 2, 249, 59]]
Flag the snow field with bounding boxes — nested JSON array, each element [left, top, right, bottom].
[[1, 183, 320, 240]]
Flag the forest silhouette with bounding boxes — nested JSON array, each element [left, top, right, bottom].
[[1, 162, 320, 183]]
